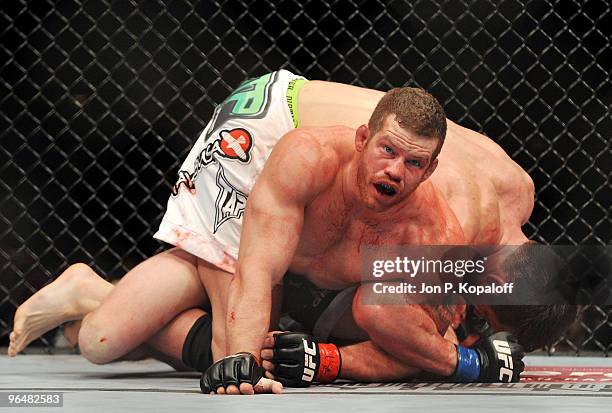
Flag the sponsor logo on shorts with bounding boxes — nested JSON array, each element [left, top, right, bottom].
[[214, 166, 248, 233], [172, 128, 253, 196], [218, 128, 253, 162]]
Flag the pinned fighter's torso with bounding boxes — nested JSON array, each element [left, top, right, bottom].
[[431, 120, 534, 246]]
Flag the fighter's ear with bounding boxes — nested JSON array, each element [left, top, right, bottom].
[[421, 158, 438, 181], [355, 124, 369, 152]]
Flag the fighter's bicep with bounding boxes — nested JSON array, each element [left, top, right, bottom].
[[239, 177, 304, 280], [238, 132, 330, 281]]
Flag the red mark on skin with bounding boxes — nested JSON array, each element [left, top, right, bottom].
[[99, 337, 107, 343], [229, 311, 236, 323]]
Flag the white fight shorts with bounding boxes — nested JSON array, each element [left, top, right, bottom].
[[154, 70, 307, 273]]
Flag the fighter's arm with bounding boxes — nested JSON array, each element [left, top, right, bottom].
[[225, 130, 336, 358], [265, 303, 523, 384], [351, 292, 459, 377], [335, 326, 460, 381], [261, 322, 460, 383]]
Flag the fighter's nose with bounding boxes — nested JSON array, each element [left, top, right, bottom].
[[384, 162, 403, 182]]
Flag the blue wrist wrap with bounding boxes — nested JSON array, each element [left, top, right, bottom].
[[452, 345, 480, 382]]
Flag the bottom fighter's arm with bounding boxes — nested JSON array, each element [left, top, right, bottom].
[[264, 292, 524, 384], [336, 326, 459, 381], [261, 326, 458, 384], [351, 292, 525, 382]]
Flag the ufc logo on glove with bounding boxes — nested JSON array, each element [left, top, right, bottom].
[[302, 339, 318, 382], [493, 340, 514, 382]]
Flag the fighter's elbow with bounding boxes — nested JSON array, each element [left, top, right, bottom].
[[352, 289, 382, 331]]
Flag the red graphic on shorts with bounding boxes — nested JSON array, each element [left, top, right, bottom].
[[171, 127, 253, 196], [218, 128, 252, 162]]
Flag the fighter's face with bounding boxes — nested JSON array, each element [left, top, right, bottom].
[[355, 115, 439, 211]]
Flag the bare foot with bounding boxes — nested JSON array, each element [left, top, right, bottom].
[[8, 263, 112, 356]]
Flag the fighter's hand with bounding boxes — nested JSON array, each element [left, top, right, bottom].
[[200, 352, 283, 395], [475, 331, 525, 382], [260, 331, 341, 387]]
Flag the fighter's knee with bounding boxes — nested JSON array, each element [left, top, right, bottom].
[[78, 317, 122, 365]]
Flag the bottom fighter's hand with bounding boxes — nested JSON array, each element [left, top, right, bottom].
[[475, 332, 525, 382], [261, 332, 341, 387], [452, 331, 525, 383], [200, 352, 283, 394]]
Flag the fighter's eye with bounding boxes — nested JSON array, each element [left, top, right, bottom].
[[408, 159, 422, 168], [383, 145, 394, 154]]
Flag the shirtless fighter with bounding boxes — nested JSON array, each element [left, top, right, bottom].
[[193, 71, 537, 394], [8, 70, 572, 393]]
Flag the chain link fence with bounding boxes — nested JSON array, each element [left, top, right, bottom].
[[1, 0, 610, 354]]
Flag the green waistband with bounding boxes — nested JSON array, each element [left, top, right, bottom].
[[286, 78, 307, 128]]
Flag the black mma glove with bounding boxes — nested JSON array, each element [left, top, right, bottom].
[[200, 352, 264, 393], [475, 331, 525, 382], [452, 331, 525, 382], [269, 332, 342, 387]]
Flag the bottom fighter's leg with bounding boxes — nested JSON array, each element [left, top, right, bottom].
[[9, 252, 212, 370], [194, 259, 233, 363], [52, 287, 215, 371], [195, 259, 284, 361], [196, 259, 284, 395], [9, 263, 114, 356], [75, 248, 206, 364], [60, 304, 214, 371]]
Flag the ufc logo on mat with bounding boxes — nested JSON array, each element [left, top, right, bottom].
[[493, 339, 514, 382], [301, 339, 317, 382]]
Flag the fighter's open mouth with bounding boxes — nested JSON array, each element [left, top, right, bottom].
[[374, 183, 397, 196]]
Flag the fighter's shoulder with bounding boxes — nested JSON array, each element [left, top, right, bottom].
[[276, 127, 344, 169], [268, 127, 342, 191]]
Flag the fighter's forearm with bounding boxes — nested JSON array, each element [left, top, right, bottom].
[[353, 298, 458, 377], [368, 323, 457, 377], [338, 341, 421, 381], [338, 327, 459, 381], [226, 270, 272, 357]]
